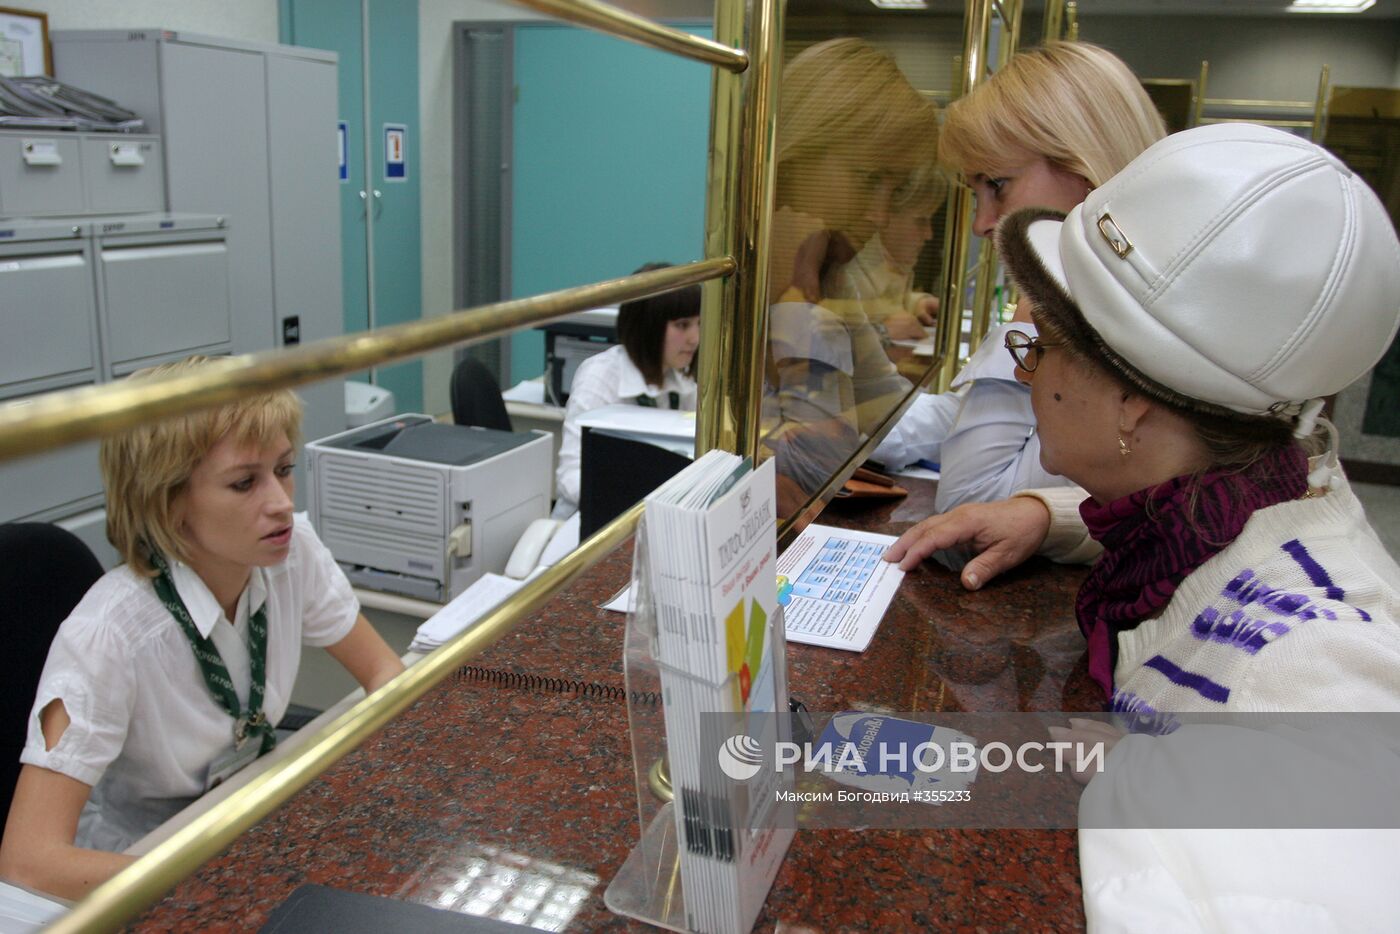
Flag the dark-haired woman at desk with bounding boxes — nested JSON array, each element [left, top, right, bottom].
[[0, 357, 404, 899], [553, 263, 701, 517]]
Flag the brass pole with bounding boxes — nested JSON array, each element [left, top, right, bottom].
[[509, 0, 747, 72], [0, 258, 733, 463], [1042, 0, 1064, 42], [46, 500, 646, 934], [967, 238, 997, 354], [1005, 0, 1023, 54], [938, 0, 993, 390], [1065, 1, 1078, 41], [1311, 64, 1330, 143], [1194, 60, 1209, 127], [696, 0, 782, 462]]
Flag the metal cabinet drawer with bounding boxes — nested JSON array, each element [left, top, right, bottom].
[[0, 414, 103, 523], [100, 236, 231, 372], [0, 134, 86, 216], [81, 136, 165, 214], [0, 241, 99, 400]]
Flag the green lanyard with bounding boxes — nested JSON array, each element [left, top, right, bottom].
[[150, 552, 276, 755], [635, 390, 680, 410]]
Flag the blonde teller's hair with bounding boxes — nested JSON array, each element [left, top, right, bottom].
[[939, 41, 1166, 187], [100, 355, 303, 576], [777, 37, 940, 172]]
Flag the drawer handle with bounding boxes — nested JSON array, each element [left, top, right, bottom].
[[22, 140, 61, 167], [109, 143, 146, 167]]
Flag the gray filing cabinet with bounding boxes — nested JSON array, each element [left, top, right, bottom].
[[53, 30, 346, 457], [93, 214, 232, 376], [0, 131, 164, 217], [0, 213, 231, 564]]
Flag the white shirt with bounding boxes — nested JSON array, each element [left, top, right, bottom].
[[554, 344, 697, 513], [21, 515, 358, 852], [872, 321, 1076, 511]]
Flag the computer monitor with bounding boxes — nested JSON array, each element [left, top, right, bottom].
[[579, 428, 691, 539], [539, 307, 617, 406]]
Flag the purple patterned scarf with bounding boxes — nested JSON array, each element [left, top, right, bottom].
[[1075, 444, 1309, 701]]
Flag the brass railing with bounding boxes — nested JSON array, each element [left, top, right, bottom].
[[1193, 60, 1332, 141], [938, 0, 1023, 384], [0, 260, 732, 462], [47, 500, 645, 932], [511, 0, 747, 71]]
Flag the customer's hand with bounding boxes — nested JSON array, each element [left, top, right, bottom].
[[1047, 719, 1126, 785], [911, 294, 939, 325], [883, 496, 1051, 590], [881, 311, 928, 341]]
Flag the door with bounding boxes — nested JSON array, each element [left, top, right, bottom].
[[282, 0, 423, 413], [508, 23, 713, 380]]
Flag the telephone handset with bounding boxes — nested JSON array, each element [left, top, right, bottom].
[[505, 518, 564, 579]]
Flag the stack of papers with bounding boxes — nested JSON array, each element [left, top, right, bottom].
[[409, 573, 524, 653], [0, 881, 66, 933], [409, 515, 580, 653], [577, 403, 696, 458], [641, 452, 793, 934]]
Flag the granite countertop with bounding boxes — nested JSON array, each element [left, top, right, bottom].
[[127, 477, 1094, 932]]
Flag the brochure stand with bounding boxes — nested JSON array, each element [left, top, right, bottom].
[[604, 519, 793, 932]]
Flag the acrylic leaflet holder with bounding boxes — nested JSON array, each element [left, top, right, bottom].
[[603, 517, 795, 934]]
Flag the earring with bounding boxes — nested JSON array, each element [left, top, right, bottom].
[[1118, 434, 1132, 457]]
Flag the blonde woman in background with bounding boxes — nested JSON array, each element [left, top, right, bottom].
[[764, 37, 941, 510], [873, 42, 1165, 518]]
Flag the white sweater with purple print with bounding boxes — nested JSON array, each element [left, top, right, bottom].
[[1027, 469, 1400, 713], [1031, 469, 1400, 932]]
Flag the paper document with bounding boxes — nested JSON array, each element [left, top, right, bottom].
[[600, 584, 633, 614], [891, 464, 940, 481], [0, 880, 66, 933], [891, 325, 936, 357], [410, 573, 523, 652], [776, 524, 904, 652], [502, 378, 547, 405], [576, 403, 696, 458]]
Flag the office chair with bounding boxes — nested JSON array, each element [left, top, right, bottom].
[[0, 523, 104, 821], [450, 357, 513, 432]]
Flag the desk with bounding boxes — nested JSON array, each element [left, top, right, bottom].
[[125, 477, 1095, 931]]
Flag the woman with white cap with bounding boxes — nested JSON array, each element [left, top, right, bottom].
[[890, 121, 1400, 931], [889, 121, 1400, 711]]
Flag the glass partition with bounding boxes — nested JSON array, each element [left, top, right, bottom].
[[760, 0, 1020, 524]]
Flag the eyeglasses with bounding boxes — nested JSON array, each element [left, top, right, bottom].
[[1004, 329, 1062, 373]]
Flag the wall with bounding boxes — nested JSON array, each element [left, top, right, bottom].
[[418, 1, 547, 417], [416, 0, 714, 416], [1081, 15, 1399, 103], [23, 0, 278, 41]]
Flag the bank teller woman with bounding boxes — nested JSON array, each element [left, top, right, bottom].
[[872, 41, 1166, 516], [0, 356, 405, 899], [553, 264, 701, 517]]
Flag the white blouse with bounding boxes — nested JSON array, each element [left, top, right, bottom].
[[554, 344, 697, 513], [20, 514, 358, 852]]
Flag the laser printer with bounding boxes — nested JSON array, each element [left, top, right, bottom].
[[306, 415, 552, 602]]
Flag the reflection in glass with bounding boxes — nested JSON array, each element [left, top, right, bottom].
[[399, 842, 599, 932], [761, 34, 945, 518]]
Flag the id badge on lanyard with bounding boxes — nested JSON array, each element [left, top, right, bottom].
[[205, 739, 263, 792]]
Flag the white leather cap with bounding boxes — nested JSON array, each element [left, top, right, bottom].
[[1002, 123, 1400, 419]]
